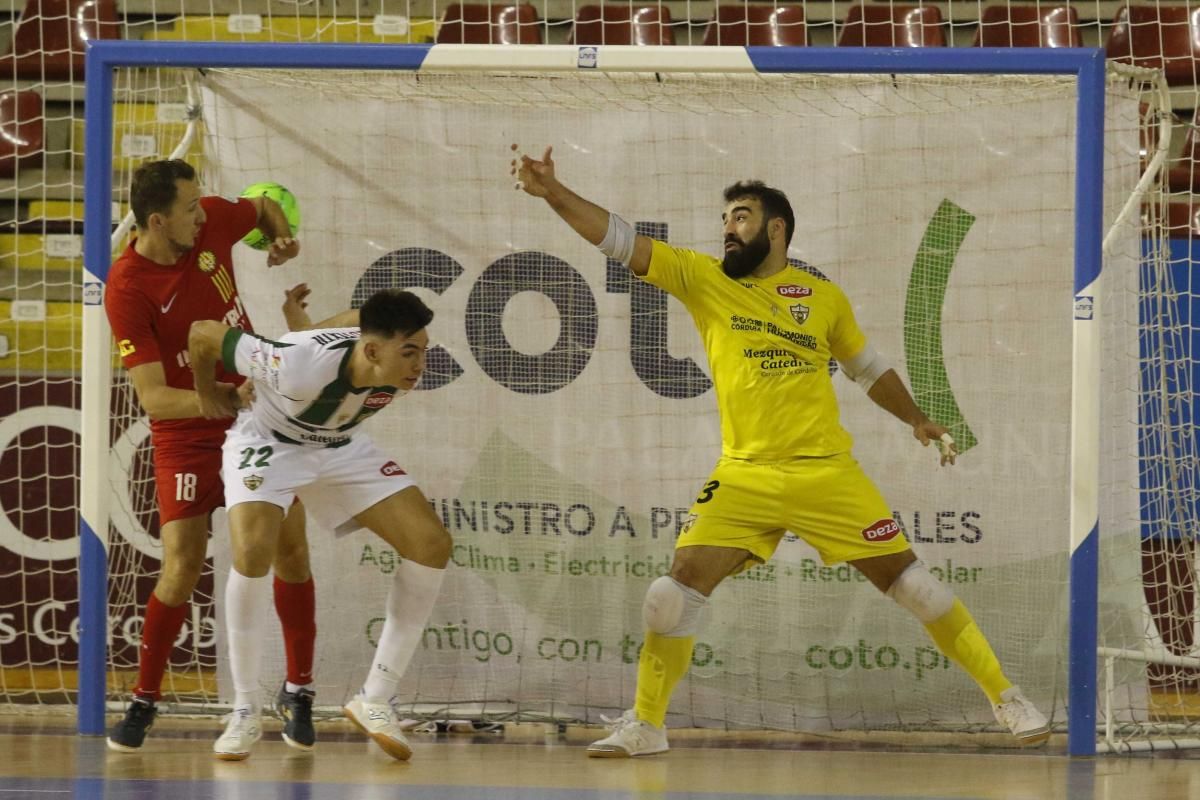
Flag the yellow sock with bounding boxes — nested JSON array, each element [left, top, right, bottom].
[[633, 631, 695, 728], [923, 599, 1012, 705]]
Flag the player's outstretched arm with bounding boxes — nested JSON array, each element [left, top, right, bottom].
[[188, 320, 239, 419], [248, 195, 301, 267], [866, 369, 957, 466], [511, 144, 653, 276], [281, 284, 360, 331], [127, 362, 238, 421], [282, 283, 313, 331]]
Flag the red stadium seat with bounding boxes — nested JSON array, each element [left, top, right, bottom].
[[702, 5, 807, 47], [569, 5, 674, 46], [0, 90, 44, 178], [1162, 202, 1200, 238], [0, 0, 122, 81], [837, 5, 945, 47], [1106, 6, 1200, 87], [436, 3, 542, 44], [972, 5, 1081, 48], [1168, 109, 1200, 192]]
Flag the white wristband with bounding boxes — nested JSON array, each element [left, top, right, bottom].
[[597, 212, 636, 266]]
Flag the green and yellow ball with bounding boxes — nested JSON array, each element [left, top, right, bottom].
[[240, 182, 301, 250]]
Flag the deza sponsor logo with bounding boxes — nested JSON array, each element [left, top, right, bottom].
[[380, 461, 407, 477], [364, 392, 393, 409], [861, 518, 901, 543], [776, 285, 812, 298]]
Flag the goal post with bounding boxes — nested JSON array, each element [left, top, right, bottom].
[[81, 41, 1135, 757]]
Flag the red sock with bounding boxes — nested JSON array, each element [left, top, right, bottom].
[[274, 576, 316, 686], [133, 594, 189, 701]]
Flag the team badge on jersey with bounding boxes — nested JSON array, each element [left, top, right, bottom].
[[789, 303, 810, 325], [243, 475, 263, 490], [198, 251, 216, 273]]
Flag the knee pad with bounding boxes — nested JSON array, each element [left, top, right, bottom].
[[886, 561, 954, 624], [642, 576, 707, 637]]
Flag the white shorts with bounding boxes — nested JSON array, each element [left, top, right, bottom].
[[223, 414, 417, 535]]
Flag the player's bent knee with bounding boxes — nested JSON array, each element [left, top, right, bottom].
[[885, 561, 954, 624], [643, 576, 707, 637]]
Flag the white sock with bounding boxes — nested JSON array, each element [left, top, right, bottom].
[[285, 681, 312, 695], [225, 568, 272, 710], [361, 559, 446, 702]]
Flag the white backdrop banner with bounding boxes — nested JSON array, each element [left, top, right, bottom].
[[199, 69, 1142, 730]]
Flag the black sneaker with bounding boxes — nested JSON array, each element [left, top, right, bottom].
[[107, 696, 157, 752], [276, 684, 316, 750]]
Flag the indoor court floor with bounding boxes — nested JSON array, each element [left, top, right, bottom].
[[2, 715, 1198, 799]]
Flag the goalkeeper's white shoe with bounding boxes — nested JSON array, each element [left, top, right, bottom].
[[213, 706, 262, 761], [993, 686, 1051, 746], [586, 710, 669, 758], [344, 695, 413, 761]]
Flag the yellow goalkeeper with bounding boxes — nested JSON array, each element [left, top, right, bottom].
[[512, 144, 1050, 756]]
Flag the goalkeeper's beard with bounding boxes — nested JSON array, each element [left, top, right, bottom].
[[722, 227, 771, 279]]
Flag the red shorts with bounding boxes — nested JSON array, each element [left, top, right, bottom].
[[153, 436, 225, 526]]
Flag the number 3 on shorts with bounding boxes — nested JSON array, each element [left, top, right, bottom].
[[696, 479, 720, 504], [237, 446, 273, 470]]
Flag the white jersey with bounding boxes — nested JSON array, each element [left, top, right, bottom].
[[222, 327, 400, 448]]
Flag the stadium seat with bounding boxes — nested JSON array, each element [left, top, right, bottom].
[[0, 300, 83, 372], [436, 4, 542, 44], [837, 5, 945, 47], [144, 15, 436, 44], [1168, 109, 1200, 192], [1162, 202, 1200, 238], [0, 0, 122, 81], [569, 5, 675, 46], [702, 5, 806, 47], [72, 104, 203, 173], [971, 5, 1081, 48], [1106, 6, 1200, 87], [0, 91, 43, 179]]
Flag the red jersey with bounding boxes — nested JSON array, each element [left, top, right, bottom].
[[105, 196, 257, 441]]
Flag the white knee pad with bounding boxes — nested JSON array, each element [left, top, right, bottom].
[[886, 561, 954, 624], [643, 576, 707, 637]]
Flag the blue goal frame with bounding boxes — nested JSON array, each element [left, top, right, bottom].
[[81, 40, 1107, 756]]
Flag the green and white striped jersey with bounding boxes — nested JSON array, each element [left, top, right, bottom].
[[221, 327, 399, 448]]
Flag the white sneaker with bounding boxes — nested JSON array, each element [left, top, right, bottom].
[[586, 710, 669, 758], [344, 696, 412, 761], [993, 686, 1051, 746], [213, 706, 263, 761]]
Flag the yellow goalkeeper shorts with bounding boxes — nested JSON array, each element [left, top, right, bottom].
[[676, 452, 910, 569]]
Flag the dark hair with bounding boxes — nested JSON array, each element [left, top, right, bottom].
[[130, 159, 197, 228], [723, 180, 795, 246], [360, 289, 434, 338]]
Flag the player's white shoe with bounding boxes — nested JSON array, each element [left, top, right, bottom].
[[586, 710, 669, 758], [344, 696, 413, 761], [213, 706, 263, 761], [993, 686, 1051, 746]]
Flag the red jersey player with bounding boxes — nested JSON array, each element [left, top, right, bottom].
[[104, 160, 318, 754]]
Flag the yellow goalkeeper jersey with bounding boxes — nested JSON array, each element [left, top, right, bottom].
[[644, 239, 868, 460]]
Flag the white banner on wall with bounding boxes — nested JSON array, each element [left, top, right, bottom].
[[199, 70, 1143, 730]]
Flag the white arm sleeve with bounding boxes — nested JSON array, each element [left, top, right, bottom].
[[840, 343, 890, 393], [596, 212, 636, 266]]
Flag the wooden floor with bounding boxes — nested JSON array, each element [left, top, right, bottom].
[[2, 715, 1199, 799]]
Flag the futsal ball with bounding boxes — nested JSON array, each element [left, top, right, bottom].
[[239, 182, 301, 250]]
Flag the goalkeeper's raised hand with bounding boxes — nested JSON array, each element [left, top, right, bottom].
[[511, 144, 556, 197]]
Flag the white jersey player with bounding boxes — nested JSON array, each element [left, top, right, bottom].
[[189, 288, 451, 762]]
